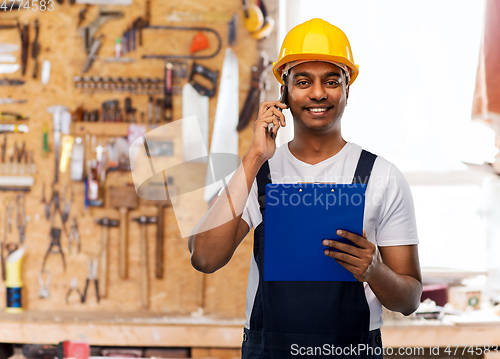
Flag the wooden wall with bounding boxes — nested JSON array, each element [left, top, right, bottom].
[[0, 0, 260, 318]]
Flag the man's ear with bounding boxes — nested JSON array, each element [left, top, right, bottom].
[[279, 84, 288, 106], [345, 84, 350, 102]]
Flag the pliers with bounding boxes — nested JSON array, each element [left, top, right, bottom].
[[66, 277, 83, 304], [82, 258, 99, 303], [68, 218, 81, 253], [42, 227, 66, 272]]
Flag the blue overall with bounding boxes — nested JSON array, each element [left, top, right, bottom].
[[241, 150, 383, 359]]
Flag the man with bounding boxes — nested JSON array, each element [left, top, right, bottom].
[[189, 18, 422, 358]]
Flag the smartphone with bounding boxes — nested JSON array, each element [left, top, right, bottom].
[[268, 85, 288, 139]]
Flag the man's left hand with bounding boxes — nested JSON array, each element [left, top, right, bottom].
[[323, 229, 379, 282]]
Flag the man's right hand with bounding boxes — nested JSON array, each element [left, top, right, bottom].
[[248, 101, 287, 164]]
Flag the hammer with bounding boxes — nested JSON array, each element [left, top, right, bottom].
[[95, 218, 119, 299], [109, 186, 138, 279], [141, 178, 177, 279], [132, 215, 157, 309]]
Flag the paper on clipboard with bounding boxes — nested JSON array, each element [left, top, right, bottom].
[[264, 183, 366, 282]]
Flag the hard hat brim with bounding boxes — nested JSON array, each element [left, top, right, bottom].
[[273, 54, 359, 85]]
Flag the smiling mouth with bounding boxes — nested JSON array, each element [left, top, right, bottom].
[[305, 107, 332, 114]]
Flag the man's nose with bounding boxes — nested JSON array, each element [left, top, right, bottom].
[[309, 82, 327, 101]]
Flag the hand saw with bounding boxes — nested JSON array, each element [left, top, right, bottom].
[[203, 48, 239, 203]]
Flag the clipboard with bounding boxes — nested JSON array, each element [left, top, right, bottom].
[[264, 183, 366, 282]]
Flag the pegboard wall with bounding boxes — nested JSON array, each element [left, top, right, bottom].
[[0, 0, 260, 317]]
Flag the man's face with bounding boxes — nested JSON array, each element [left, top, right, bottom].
[[284, 61, 349, 133]]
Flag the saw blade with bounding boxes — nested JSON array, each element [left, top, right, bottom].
[[203, 47, 239, 202], [182, 83, 209, 163]]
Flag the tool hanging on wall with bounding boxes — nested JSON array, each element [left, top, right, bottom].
[[203, 48, 239, 203], [41, 60, 51, 85], [82, 34, 103, 73], [73, 75, 185, 95], [47, 187, 71, 240], [82, 257, 99, 303], [109, 186, 138, 279], [132, 215, 156, 309], [65, 277, 83, 304], [143, 25, 222, 60], [155, 98, 162, 123], [0, 43, 19, 53], [135, 0, 150, 46], [141, 179, 176, 279], [59, 136, 74, 173], [32, 19, 40, 79], [238, 53, 272, 131], [228, 13, 237, 46], [0, 64, 20, 74], [0, 78, 24, 86], [78, 6, 89, 27], [242, 0, 275, 40], [164, 62, 173, 122], [18, 21, 29, 76], [190, 32, 209, 54], [0, 98, 27, 105], [95, 218, 118, 299], [188, 63, 218, 97], [71, 137, 84, 181], [42, 227, 65, 272], [0, 54, 16, 62], [0, 112, 29, 121], [61, 184, 73, 224], [41, 182, 50, 220], [0, 124, 28, 133], [16, 194, 26, 245], [78, 7, 123, 54], [148, 96, 153, 124], [47, 106, 69, 184], [38, 270, 51, 299], [182, 83, 209, 163], [0, 138, 35, 178], [68, 218, 80, 253], [119, 0, 149, 56]]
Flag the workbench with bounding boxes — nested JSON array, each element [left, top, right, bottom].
[[1, 311, 500, 357]]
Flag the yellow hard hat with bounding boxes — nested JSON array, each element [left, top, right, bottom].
[[273, 18, 359, 85]]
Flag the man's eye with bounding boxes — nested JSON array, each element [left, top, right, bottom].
[[296, 80, 308, 86], [326, 80, 339, 85]]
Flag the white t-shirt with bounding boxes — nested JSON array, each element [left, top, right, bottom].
[[241, 141, 419, 331]]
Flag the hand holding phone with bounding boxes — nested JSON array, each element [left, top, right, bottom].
[[267, 85, 288, 139]]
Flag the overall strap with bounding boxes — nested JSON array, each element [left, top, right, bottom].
[[256, 160, 271, 211], [352, 149, 377, 185]]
